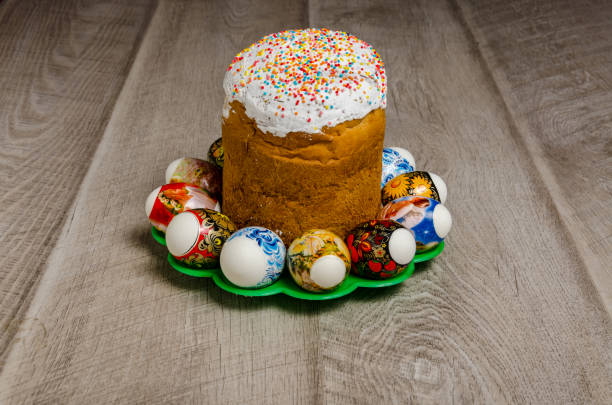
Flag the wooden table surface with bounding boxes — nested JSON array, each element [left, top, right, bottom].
[[1, 0, 610, 403]]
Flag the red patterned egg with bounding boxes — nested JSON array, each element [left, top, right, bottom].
[[166, 208, 236, 268], [145, 183, 220, 232], [346, 220, 416, 279]]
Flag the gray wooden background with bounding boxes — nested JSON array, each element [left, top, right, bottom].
[[0, 0, 610, 403]]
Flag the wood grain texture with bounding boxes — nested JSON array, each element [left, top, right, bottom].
[[456, 0, 612, 310], [310, 0, 611, 403], [0, 0, 155, 365], [0, 0, 610, 404], [0, 0, 317, 403]]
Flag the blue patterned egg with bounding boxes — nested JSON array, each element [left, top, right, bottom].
[[378, 196, 452, 252], [219, 226, 286, 288], [381, 147, 416, 189]]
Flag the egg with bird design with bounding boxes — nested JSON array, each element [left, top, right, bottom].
[[378, 196, 452, 252]]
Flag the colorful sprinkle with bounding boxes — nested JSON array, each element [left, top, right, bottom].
[[224, 28, 386, 137]]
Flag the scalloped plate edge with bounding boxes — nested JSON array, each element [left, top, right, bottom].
[[152, 227, 443, 300]]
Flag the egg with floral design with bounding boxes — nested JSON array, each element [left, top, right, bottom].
[[208, 137, 224, 168], [166, 209, 237, 268], [220, 226, 285, 288], [145, 183, 220, 232], [381, 147, 416, 188], [165, 157, 222, 200], [378, 196, 452, 252], [287, 230, 351, 292], [346, 220, 416, 279], [381, 171, 447, 206]]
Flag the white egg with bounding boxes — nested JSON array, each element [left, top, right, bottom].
[[165, 158, 183, 183], [429, 172, 448, 203], [388, 228, 416, 265], [220, 226, 285, 288], [309, 255, 347, 289], [145, 186, 162, 218], [166, 211, 200, 257], [220, 237, 269, 287], [433, 204, 452, 238], [389, 146, 416, 168]]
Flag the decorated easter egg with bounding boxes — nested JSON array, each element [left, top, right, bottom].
[[389, 147, 416, 166], [378, 196, 452, 252], [381, 171, 447, 206], [165, 157, 222, 200], [219, 226, 285, 288], [208, 137, 224, 168], [145, 183, 220, 232], [381, 147, 416, 188], [346, 220, 416, 279], [287, 230, 351, 292], [166, 209, 237, 268]]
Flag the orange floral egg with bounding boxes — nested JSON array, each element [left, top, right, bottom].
[[381, 171, 447, 206]]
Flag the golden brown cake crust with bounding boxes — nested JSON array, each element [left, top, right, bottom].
[[222, 101, 384, 244]]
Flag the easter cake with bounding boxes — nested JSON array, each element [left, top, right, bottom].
[[222, 29, 387, 244]]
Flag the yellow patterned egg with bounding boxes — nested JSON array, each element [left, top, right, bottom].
[[287, 229, 351, 292], [208, 137, 224, 168]]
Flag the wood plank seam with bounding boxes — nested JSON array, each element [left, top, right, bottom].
[[0, 1, 608, 402], [447, 0, 611, 314], [0, 0, 160, 373]]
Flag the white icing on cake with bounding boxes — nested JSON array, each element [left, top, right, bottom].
[[223, 28, 387, 137]]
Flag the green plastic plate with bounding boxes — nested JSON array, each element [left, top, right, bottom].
[[151, 227, 444, 300]]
